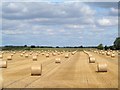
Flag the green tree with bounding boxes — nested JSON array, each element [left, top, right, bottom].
[[97, 44, 104, 50], [114, 37, 120, 50], [56, 46, 59, 48], [104, 45, 108, 50], [24, 45, 27, 47]]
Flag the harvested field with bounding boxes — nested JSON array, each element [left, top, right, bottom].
[[0, 50, 118, 88]]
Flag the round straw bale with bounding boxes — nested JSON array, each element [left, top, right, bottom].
[[46, 54, 49, 57], [30, 53, 32, 55], [11, 54, 13, 56], [105, 51, 107, 53], [111, 53, 115, 57], [20, 53, 23, 57], [32, 56, 37, 61], [25, 54, 29, 58], [0, 61, 7, 68], [55, 58, 61, 63], [94, 51, 97, 53], [110, 50, 112, 52], [102, 52, 105, 55], [0, 55, 3, 59], [96, 51, 99, 54], [89, 57, 95, 63], [52, 53, 56, 56], [116, 51, 118, 53], [36, 53, 39, 56], [99, 51, 102, 54], [106, 52, 110, 56], [31, 64, 42, 76], [41, 53, 44, 55], [65, 54, 69, 58], [58, 52, 60, 55], [7, 56, 12, 60], [97, 63, 107, 72], [23, 52, 25, 54], [71, 52, 75, 55], [0, 77, 3, 89]]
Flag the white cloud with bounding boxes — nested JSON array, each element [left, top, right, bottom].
[[2, 2, 95, 19], [97, 18, 111, 26], [78, 36, 83, 39], [3, 3, 21, 13], [111, 8, 118, 13], [2, 30, 25, 35], [58, 29, 65, 32], [2, 0, 120, 2], [64, 24, 85, 29], [97, 18, 118, 26], [22, 8, 28, 13], [80, 4, 95, 16], [109, 8, 118, 16], [32, 25, 46, 31], [1, 2, 118, 46]]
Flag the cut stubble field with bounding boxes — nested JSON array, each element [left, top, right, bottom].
[[0, 50, 118, 88]]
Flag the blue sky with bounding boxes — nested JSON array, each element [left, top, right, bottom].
[[1, 1, 118, 46]]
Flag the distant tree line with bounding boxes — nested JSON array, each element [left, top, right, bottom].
[[1, 45, 97, 50], [114, 37, 120, 50], [30, 45, 54, 48], [97, 37, 120, 50], [97, 44, 115, 50], [29, 45, 97, 48], [2, 46, 30, 50], [1, 37, 120, 50]]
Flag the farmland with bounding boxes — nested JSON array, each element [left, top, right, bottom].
[[0, 48, 118, 89], [1, 1, 119, 89]]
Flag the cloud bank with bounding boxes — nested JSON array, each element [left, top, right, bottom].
[[2, 2, 118, 46]]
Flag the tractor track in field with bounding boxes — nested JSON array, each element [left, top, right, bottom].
[[2, 50, 118, 88], [3, 53, 75, 88]]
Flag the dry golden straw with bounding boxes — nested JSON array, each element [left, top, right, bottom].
[[7, 56, 12, 60], [25, 54, 29, 58], [55, 58, 61, 63], [65, 54, 69, 58], [20, 54, 23, 57], [111, 53, 115, 57], [46, 54, 49, 57], [31, 64, 42, 76], [106, 52, 110, 56], [0, 76, 3, 89], [0, 55, 3, 59], [89, 57, 95, 63], [0, 61, 7, 68], [32, 56, 37, 61], [97, 63, 107, 72]]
